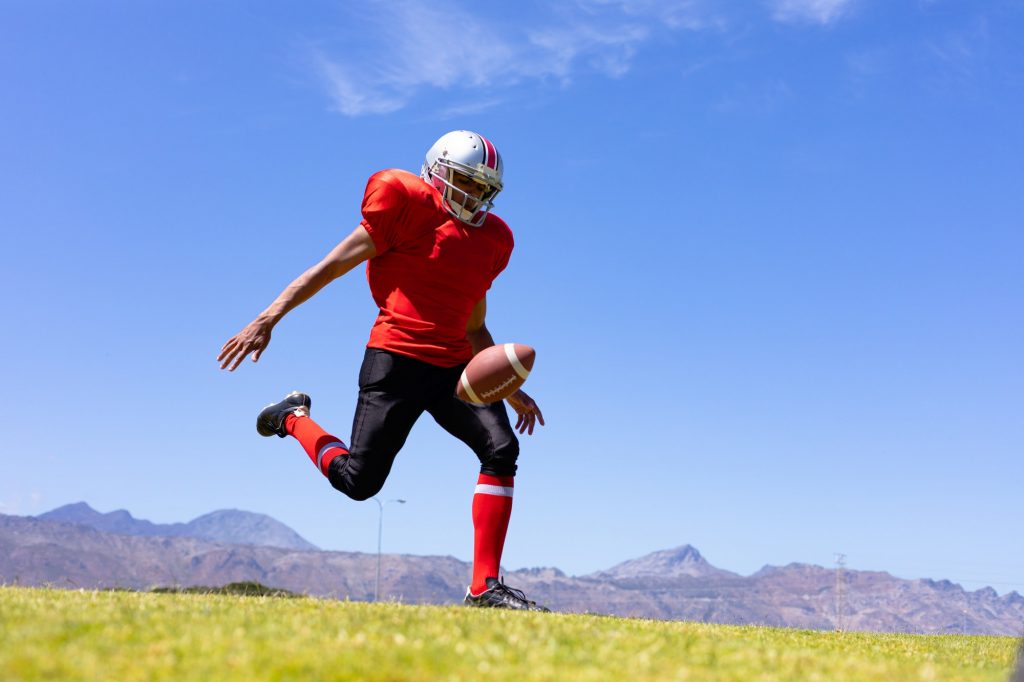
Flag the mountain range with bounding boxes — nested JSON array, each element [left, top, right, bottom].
[[2, 503, 1021, 636], [37, 502, 317, 551]]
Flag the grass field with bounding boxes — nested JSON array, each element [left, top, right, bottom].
[[0, 586, 1019, 681]]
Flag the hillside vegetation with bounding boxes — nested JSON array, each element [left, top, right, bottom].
[[0, 586, 1018, 681]]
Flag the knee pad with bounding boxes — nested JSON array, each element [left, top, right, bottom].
[[327, 457, 387, 502], [479, 437, 519, 478]]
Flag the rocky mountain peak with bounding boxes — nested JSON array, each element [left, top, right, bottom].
[[665, 545, 703, 562], [39, 501, 101, 520], [185, 509, 319, 551], [591, 544, 738, 580]]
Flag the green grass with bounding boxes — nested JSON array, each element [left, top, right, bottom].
[[0, 586, 1018, 681]]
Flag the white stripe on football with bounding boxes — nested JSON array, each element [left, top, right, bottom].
[[456, 343, 536, 405]]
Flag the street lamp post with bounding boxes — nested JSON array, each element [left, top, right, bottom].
[[372, 497, 405, 602]]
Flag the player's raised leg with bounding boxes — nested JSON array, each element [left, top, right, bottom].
[[320, 349, 430, 501]]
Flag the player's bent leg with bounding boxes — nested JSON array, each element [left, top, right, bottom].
[[428, 398, 520, 476], [328, 391, 420, 500], [326, 457, 387, 501], [328, 353, 427, 501]]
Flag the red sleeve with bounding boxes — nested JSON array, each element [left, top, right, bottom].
[[493, 243, 512, 280], [359, 171, 410, 255], [483, 218, 512, 286]]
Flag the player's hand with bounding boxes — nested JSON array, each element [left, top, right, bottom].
[[218, 318, 273, 371], [507, 389, 545, 435]]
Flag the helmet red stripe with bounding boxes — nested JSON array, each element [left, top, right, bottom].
[[480, 135, 498, 170]]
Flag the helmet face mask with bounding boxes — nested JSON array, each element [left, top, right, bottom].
[[421, 131, 503, 226]]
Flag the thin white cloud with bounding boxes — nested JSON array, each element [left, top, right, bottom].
[[315, 56, 405, 117], [769, 0, 854, 25], [842, 13, 995, 98], [576, 0, 727, 30], [312, 0, 853, 117], [925, 18, 989, 77], [314, 1, 518, 116], [527, 23, 650, 81], [312, 0, 708, 117], [436, 96, 509, 120]]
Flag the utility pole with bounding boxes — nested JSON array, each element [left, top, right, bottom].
[[372, 497, 406, 602], [834, 553, 846, 631]]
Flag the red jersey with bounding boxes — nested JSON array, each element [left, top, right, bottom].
[[359, 169, 514, 367]]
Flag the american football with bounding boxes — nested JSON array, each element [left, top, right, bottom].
[[457, 343, 535, 405]]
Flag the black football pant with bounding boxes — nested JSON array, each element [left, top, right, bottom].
[[326, 348, 519, 501]]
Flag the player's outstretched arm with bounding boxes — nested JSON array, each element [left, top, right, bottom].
[[465, 297, 546, 435], [217, 225, 377, 371]]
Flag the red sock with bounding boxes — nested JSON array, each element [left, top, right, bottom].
[[284, 414, 348, 476], [470, 473, 514, 595]]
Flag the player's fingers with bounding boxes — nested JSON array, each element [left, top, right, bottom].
[[228, 346, 250, 371], [219, 348, 238, 369], [535, 408, 545, 427], [217, 339, 236, 363]]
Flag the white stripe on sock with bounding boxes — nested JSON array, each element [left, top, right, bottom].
[[474, 484, 514, 497], [316, 441, 347, 470]]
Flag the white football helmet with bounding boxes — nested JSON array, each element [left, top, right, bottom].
[[421, 130, 504, 226]]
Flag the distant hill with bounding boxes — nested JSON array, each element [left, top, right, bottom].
[[37, 502, 318, 551], [4, 509, 1023, 636]]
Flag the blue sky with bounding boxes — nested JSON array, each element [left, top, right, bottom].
[[2, 1, 1022, 597]]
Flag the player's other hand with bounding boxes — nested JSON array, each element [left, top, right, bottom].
[[507, 389, 545, 435], [218, 318, 273, 371]]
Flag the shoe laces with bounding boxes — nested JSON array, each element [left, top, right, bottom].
[[493, 576, 533, 605]]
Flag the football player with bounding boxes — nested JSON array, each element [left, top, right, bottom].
[[218, 130, 548, 611]]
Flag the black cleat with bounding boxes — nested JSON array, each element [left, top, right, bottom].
[[256, 391, 311, 438], [464, 577, 550, 612]]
